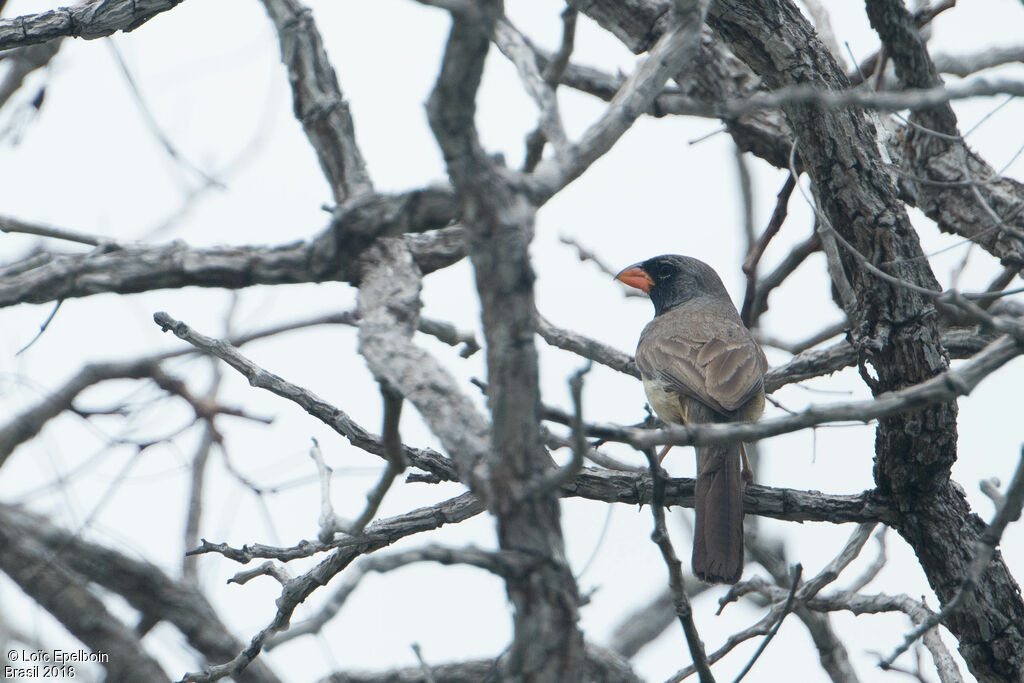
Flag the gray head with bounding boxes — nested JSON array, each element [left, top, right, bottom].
[[615, 254, 729, 316]]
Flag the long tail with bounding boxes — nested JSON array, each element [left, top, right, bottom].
[[692, 442, 744, 584]]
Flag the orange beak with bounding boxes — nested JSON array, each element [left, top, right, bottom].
[[615, 264, 654, 293]]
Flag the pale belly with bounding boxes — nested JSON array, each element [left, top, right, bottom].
[[643, 376, 686, 425]]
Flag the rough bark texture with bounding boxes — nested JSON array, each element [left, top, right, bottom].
[[0, 187, 460, 308], [866, 0, 1024, 276], [261, 0, 373, 204], [705, 2, 1024, 679], [0, 0, 183, 51], [426, 3, 585, 679]]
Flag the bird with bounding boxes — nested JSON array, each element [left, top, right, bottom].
[[616, 254, 767, 584]]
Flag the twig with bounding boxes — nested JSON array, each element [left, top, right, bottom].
[[675, 524, 875, 681], [522, 361, 592, 497], [15, 299, 62, 355], [229, 561, 290, 586], [529, 0, 712, 200], [740, 173, 797, 326], [732, 564, 802, 682], [790, 140, 1024, 320], [412, 643, 438, 683], [493, 16, 572, 168], [756, 319, 844, 355], [347, 390, 406, 534], [309, 438, 345, 541], [846, 526, 888, 593], [979, 477, 1006, 511], [747, 233, 821, 328], [0, 214, 111, 246], [180, 493, 487, 681], [150, 311, 458, 482], [264, 541, 523, 648], [880, 447, 1024, 670], [786, 141, 856, 320], [0, 358, 160, 466], [106, 40, 224, 189], [183, 358, 225, 582], [642, 448, 715, 683], [735, 144, 756, 248], [522, 8, 577, 171], [558, 235, 620, 279], [535, 312, 639, 378]]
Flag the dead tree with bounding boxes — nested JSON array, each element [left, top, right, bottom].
[[1, 1, 1023, 681]]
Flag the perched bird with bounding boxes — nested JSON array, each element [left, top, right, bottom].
[[616, 255, 767, 584]]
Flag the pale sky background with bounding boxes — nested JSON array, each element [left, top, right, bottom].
[[1, 1, 1023, 681]]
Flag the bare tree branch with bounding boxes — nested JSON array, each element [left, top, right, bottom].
[[671, 523, 875, 682], [0, 186, 461, 309], [0, 358, 158, 466], [604, 334, 1023, 451], [0, 0, 183, 51], [522, 7, 577, 172], [318, 643, 641, 683], [3, 503, 283, 683], [151, 310, 459, 481], [740, 172, 796, 326], [707, 1, 1024, 678], [1, 213, 111, 246], [266, 543, 535, 648], [181, 492, 486, 681], [536, 312, 639, 378], [356, 239, 488, 482], [261, 0, 373, 203], [881, 446, 1024, 670], [933, 45, 1024, 78], [493, 17, 572, 166], [346, 390, 405, 534], [0, 520, 172, 681], [426, 1, 590, 677], [530, 0, 711, 200]]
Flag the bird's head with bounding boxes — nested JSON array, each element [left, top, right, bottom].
[[615, 254, 729, 316]]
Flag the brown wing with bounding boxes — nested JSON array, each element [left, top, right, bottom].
[[636, 303, 766, 418]]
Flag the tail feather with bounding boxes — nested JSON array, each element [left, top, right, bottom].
[[692, 443, 744, 584]]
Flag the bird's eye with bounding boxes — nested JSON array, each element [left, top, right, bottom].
[[658, 265, 673, 280]]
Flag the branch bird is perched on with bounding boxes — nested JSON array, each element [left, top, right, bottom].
[[616, 255, 767, 584]]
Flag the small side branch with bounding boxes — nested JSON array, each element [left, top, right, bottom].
[[642, 449, 714, 683], [151, 311, 457, 481], [880, 447, 1024, 669], [740, 173, 797, 326], [260, 0, 373, 202]]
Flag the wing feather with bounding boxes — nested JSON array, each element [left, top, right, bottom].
[[636, 304, 766, 418]]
